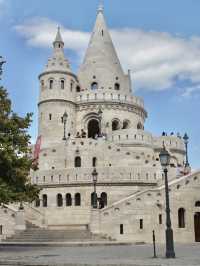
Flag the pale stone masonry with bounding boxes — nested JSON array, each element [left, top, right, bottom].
[[1, 5, 200, 243]]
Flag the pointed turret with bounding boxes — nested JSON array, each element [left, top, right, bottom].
[[53, 27, 64, 49], [78, 5, 132, 94], [44, 27, 71, 72]]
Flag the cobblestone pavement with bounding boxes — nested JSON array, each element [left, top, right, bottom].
[[0, 243, 200, 266]]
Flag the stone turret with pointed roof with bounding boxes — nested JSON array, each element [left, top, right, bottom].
[[44, 27, 71, 72], [78, 4, 132, 94]]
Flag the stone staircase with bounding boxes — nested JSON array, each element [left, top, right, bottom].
[[2, 222, 108, 243]]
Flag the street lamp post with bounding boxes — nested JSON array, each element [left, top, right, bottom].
[[62, 111, 68, 140], [183, 133, 189, 168], [92, 168, 98, 208], [159, 146, 176, 259], [98, 108, 103, 136]]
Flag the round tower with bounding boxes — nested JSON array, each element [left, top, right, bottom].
[[38, 28, 80, 146], [77, 6, 147, 138]]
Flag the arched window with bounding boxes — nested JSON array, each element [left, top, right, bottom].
[[61, 79, 65, 89], [42, 194, 47, 207], [35, 197, 40, 208], [92, 157, 97, 167], [75, 156, 81, 168], [112, 120, 120, 131], [137, 122, 143, 130], [66, 194, 72, 206], [91, 82, 98, 90], [75, 193, 81, 206], [76, 86, 81, 92], [195, 201, 200, 207], [114, 83, 120, 90], [57, 194, 63, 207], [49, 79, 54, 89], [122, 120, 130, 129], [178, 208, 185, 228], [100, 192, 107, 208]]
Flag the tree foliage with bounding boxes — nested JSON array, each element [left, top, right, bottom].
[[0, 60, 40, 204]]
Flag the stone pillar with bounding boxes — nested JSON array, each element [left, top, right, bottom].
[[89, 208, 101, 234], [15, 210, 26, 231]]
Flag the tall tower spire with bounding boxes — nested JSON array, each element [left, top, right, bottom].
[[98, 0, 104, 13], [53, 27, 64, 48], [78, 4, 132, 95]]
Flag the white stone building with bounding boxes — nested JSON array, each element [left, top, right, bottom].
[[1, 5, 200, 244]]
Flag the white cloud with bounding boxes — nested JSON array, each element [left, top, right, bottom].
[[15, 17, 200, 93]]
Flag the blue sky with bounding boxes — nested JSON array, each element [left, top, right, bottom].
[[0, 0, 199, 169]]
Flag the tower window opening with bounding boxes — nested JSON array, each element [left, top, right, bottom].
[[57, 194, 63, 207], [76, 86, 81, 92], [75, 156, 81, 168], [61, 79, 65, 89], [137, 122, 143, 130], [159, 214, 162, 224], [49, 79, 54, 89], [120, 224, 124, 234], [61, 116, 63, 123], [140, 219, 143, 229], [75, 193, 81, 206], [92, 157, 97, 167], [178, 208, 186, 228], [112, 120, 120, 131], [42, 194, 47, 207], [66, 194, 72, 206], [70, 81, 74, 91], [100, 192, 107, 208], [49, 114, 52, 120], [122, 120, 130, 129], [114, 83, 120, 90], [102, 30, 104, 36], [91, 82, 98, 90]]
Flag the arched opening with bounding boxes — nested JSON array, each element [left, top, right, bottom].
[[76, 86, 81, 92], [61, 79, 65, 89], [114, 83, 120, 90], [42, 194, 47, 207], [75, 156, 81, 168], [137, 122, 143, 130], [122, 120, 130, 129], [88, 119, 100, 139], [91, 82, 98, 90], [178, 208, 185, 228], [100, 192, 107, 208], [112, 120, 120, 131], [194, 212, 200, 242], [35, 197, 40, 208], [195, 201, 200, 207], [49, 79, 54, 89], [57, 194, 63, 207], [92, 157, 97, 167], [75, 193, 81, 206], [66, 194, 72, 206]]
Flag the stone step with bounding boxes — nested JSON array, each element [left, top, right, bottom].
[[3, 227, 108, 243]]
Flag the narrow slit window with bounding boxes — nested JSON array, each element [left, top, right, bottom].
[[120, 224, 124, 234], [140, 219, 143, 229]]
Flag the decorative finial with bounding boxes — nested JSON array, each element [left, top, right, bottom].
[[98, 0, 104, 13]]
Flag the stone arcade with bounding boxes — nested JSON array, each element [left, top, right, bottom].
[[1, 5, 200, 244]]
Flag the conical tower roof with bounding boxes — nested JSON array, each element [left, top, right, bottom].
[[80, 6, 124, 75]]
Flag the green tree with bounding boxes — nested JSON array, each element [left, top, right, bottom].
[[0, 58, 40, 204]]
